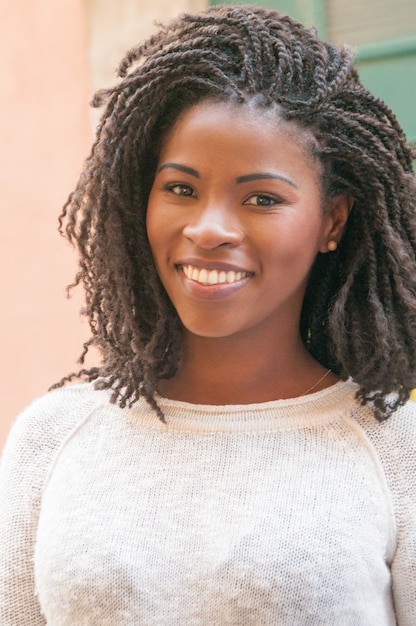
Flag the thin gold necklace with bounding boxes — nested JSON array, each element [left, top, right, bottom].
[[300, 368, 332, 396]]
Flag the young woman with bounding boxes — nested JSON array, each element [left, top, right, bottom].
[[1, 5, 415, 624]]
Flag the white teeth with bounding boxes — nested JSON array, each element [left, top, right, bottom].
[[207, 270, 218, 285], [226, 271, 237, 283], [199, 268, 208, 284], [182, 265, 249, 285]]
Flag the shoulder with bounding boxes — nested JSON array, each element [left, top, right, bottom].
[[348, 396, 416, 472], [385, 399, 416, 445], [0, 382, 112, 540], [350, 397, 416, 453], [1, 382, 110, 471], [348, 398, 416, 508]]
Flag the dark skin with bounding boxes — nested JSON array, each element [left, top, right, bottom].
[[147, 101, 351, 405], [159, 319, 337, 405]]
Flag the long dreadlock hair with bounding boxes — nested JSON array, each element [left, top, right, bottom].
[[55, 4, 416, 421]]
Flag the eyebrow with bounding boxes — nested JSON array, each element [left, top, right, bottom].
[[235, 173, 298, 189], [157, 164, 298, 189], [157, 163, 200, 178]]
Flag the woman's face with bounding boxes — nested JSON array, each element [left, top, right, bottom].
[[146, 100, 343, 341]]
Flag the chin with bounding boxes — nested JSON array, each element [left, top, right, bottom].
[[181, 318, 244, 340]]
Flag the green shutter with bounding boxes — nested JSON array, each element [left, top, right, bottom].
[[356, 40, 416, 145], [209, 0, 326, 32], [328, 0, 416, 145], [209, 0, 416, 144]]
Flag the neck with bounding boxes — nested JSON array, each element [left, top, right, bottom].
[[158, 326, 335, 405]]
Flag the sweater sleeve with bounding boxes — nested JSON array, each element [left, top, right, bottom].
[[0, 385, 101, 625], [388, 406, 416, 626], [345, 400, 416, 625]]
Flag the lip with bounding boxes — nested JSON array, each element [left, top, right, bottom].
[[176, 264, 253, 301]]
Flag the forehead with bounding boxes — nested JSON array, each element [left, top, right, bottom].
[[166, 98, 314, 137], [158, 99, 322, 176]]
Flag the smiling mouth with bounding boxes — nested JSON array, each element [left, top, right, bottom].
[[180, 264, 251, 286]]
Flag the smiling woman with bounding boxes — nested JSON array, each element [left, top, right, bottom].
[[146, 100, 349, 400], [1, 5, 416, 625]]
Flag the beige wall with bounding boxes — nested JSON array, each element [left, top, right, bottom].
[[88, 0, 207, 92], [0, 0, 207, 450], [0, 0, 92, 450]]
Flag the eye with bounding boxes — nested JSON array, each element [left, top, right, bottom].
[[243, 194, 282, 207], [165, 183, 195, 197]]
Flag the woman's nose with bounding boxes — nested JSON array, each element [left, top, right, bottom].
[[182, 204, 243, 249]]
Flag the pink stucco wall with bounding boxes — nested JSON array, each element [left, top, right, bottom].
[[0, 0, 93, 448]]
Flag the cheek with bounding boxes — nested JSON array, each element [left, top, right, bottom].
[[258, 223, 325, 288], [146, 200, 179, 281], [146, 196, 163, 260], [262, 214, 323, 257]]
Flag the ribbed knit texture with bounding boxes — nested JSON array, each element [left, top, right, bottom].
[[1, 380, 415, 625]]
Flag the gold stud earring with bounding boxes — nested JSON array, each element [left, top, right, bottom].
[[327, 240, 337, 252]]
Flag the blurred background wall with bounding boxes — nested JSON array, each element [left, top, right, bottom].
[[1, 0, 415, 449], [0, 0, 207, 449]]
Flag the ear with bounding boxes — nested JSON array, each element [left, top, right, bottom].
[[319, 195, 354, 254]]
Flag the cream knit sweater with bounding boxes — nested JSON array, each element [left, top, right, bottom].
[[1, 380, 415, 625]]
